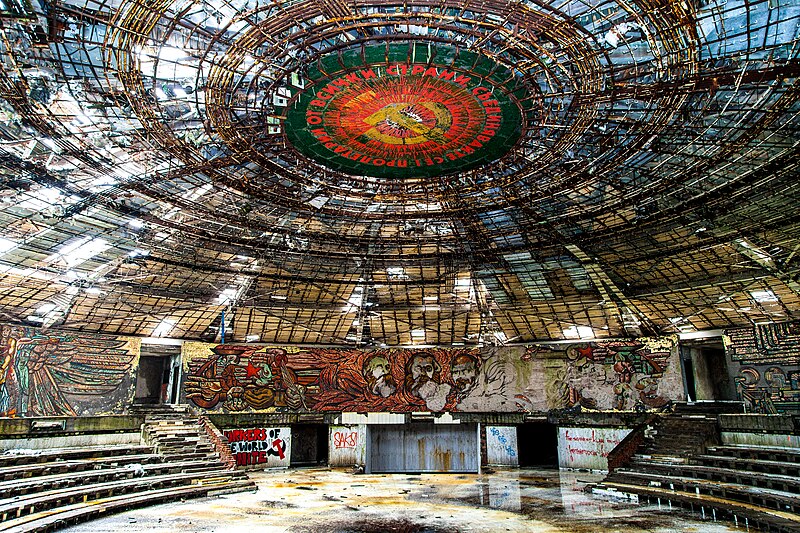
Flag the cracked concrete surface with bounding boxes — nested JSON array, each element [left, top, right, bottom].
[[63, 468, 741, 532]]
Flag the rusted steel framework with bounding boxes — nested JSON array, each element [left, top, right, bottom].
[[0, 0, 798, 345]]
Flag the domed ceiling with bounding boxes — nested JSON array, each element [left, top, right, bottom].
[[0, 0, 798, 344]]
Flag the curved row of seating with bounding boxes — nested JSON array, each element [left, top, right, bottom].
[[592, 414, 800, 533], [0, 413, 255, 532]]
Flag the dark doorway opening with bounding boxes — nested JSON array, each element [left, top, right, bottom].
[[134, 356, 168, 405], [705, 347, 735, 400], [517, 423, 558, 467], [290, 424, 328, 466], [169, 364, 181, 404], [682, 356, 697, 402], [683, 343, 736, 402]]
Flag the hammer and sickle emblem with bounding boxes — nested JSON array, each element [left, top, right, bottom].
[[361, 102, 452, 145]]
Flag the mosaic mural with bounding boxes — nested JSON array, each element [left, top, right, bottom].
[[182, 337, 682, 414], [723, 321, 800, 414], [284, 43, 533, 178], [0, 324, 140, 417], [538, 336, 682, 412]]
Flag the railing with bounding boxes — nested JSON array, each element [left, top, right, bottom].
[[606, 414, 658, 473], [198, 416, 236, 470]]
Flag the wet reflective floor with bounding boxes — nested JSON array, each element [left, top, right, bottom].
[[64, 467, 744, 532]]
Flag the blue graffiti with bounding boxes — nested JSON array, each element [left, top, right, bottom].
[[489, 427, 517, 457]]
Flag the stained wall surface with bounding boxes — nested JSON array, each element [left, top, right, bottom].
[[486, 426, 519, 466], [557, 427, 632, 470], [0, 324, 140, 417], [329, 425, 366, 466], [180, 336, 683, 414]]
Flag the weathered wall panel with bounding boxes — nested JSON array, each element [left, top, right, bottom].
[[181, 336, 682, 415], [329, 424, 366, 466], [0, 324, 140, 417], [723, 320, 800, 414], [222, 426, 291, 468], [486, 426, 518, 466], [368, 424, 478, 473], [557, 427, 632, 470]]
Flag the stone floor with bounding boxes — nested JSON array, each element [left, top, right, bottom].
[[63, 467, 743, 532]]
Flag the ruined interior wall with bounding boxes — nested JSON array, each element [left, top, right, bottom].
[[723, 320, 800, 414], [0, 324, 140, 417], [557, 427, 633, 470], [180, 335, 682, 415]]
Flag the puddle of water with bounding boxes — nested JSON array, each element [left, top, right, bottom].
[[61, 467, 745, 533]]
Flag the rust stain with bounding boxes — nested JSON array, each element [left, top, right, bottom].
[[418, 438, 427, 471], [432, 448, 452, 472]]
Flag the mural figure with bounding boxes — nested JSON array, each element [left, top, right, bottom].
[[612, 383, 631, 411], [362, 353, 396, 398], [0, 324, 138, 417], [0, 326, 16, 415], [184, 345, 243, 410], [635, 377, 669, 409], [448, 352, 510, 411], [181, 340, 682, 414], [789, 371, 800, 391], [450, 353, 480, 399], [546, 337, 678, 411], [185, 346, 312, 411], [403, 352, 451, 411], [307, 349, 401, 412]]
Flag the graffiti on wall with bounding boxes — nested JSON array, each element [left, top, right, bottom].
[[557, 427, 632, 470], [332, 430, 359, 449], [223, 427, 291, 467], [486, 426, 518, 466], [0, 324, 140, 417], [724, 321, 800, 414], [540, 336, 682, 411], [329, 425, 366, 466], [181, 338, 682, 414]]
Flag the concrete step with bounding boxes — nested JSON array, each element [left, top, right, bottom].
[[0, 446, 152, 469], [0, 470, 245, 522], [593, 481, 800, 533], [0, 479, 255, 533]]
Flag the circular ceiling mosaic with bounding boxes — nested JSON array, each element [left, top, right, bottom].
[[106, 0, 700, 219], [285, 45, 532, 178]]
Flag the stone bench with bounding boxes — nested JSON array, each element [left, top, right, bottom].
[[0, 479, 254, 532], [625, 459, 800, 493], [0, 469, 249, 522], [0, 453, 162, 482], [693, 454, 800, 478], [607, 470, 799, 513], [706, 445, 800, 465], [0, 459, 228, 500], [595, 481, 800, 533], [0, 445, 152, 469]]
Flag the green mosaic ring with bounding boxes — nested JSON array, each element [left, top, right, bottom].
[[284, 44, 534, 179]]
